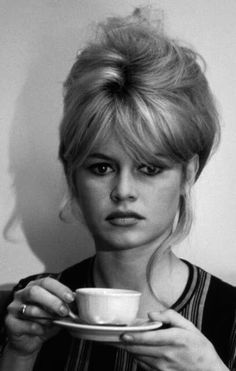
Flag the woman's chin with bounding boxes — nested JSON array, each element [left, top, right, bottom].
[[94, 232, 156, 252]]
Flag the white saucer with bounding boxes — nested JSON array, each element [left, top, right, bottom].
[[53, 318, 162, 342]]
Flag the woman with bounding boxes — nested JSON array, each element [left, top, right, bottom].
[[0, 8, 235, 371]]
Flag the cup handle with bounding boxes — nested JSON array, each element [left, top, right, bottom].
[[67, 307, 80, 321], [66, 301, 86, 323]]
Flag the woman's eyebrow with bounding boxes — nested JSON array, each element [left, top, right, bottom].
[[87, 152, 173, 166], [87, 153, 113, 161]]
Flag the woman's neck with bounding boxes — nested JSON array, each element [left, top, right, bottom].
[[93, 246, 189, 312], [93, 228, 172, 289], [93, 248, 154, 292]]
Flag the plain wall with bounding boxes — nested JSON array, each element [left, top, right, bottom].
[[0, 0, 236, 289]]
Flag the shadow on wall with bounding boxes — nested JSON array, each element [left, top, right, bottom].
[[4, 24, 94, 273]]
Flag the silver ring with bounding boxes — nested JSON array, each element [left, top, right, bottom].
[[19, 304, 27, 316]]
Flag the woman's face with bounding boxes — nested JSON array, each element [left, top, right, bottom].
[[75, 135, 184, 252]]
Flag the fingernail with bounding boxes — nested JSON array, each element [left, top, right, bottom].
[[64, 292, 74, 302], [59, 305, 68, 316], [121, 334, 134, 342]]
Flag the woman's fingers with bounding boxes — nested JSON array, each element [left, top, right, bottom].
[[5, 313, 45, 337], [120, 310, 221, 371], [14, 277, 75, 317], [4, 277, 69, 355], [121, 327, 179, 346], [29, 277, 74, 303], [19, 303, 51, 318], [136, 358, 155, 371], [8, 301, 53, 321], [148, 309, 196, 331], [120, 310, 198, 347], [136, 355, 166, 371], [120, 342, 169, 357], [16, 286, 68, 316], [19, 304, 58, 326]]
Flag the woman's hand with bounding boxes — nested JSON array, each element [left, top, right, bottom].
[[4, 277, 74, 358], [120, 310, 229, 371]]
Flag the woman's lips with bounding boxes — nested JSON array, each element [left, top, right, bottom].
[[106, 212, 145, 226], [107, 217, 140, 226]]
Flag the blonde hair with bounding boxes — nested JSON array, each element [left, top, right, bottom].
[[59, 8, 220, 291]]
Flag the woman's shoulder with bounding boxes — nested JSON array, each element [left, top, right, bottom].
[[194, 266, 236, 368], [183, 259, 236, 306], [207, 273, 236, 300], [194, 263, 236, 308]]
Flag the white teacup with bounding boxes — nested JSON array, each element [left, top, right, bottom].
[[74, 287, 141, 325]]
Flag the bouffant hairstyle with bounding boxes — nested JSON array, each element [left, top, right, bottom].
[[59, 8, 220, 260]]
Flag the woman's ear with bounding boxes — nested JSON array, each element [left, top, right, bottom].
[[185, 155, 199, 186]]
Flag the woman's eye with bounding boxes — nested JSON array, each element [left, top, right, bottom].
[[89, 163, 114, 175], [139, 164, 163, 176]]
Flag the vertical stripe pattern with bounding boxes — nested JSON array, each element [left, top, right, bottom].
[[14, 259, 234, 371], [56, 265, 234, 370]]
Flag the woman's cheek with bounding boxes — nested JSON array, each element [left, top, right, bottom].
[[78, 183, 107, 216]]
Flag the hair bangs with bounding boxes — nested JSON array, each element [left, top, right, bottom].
[[64, 90, 199, 180], [109, 94, 187, 166]]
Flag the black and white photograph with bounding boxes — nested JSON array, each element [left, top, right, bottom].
[[0, 1, 235, 370]]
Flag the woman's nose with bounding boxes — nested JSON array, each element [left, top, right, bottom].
[[110, 171, 138, 202]]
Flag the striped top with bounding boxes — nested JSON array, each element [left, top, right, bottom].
[[10, 257, 236, 370]]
